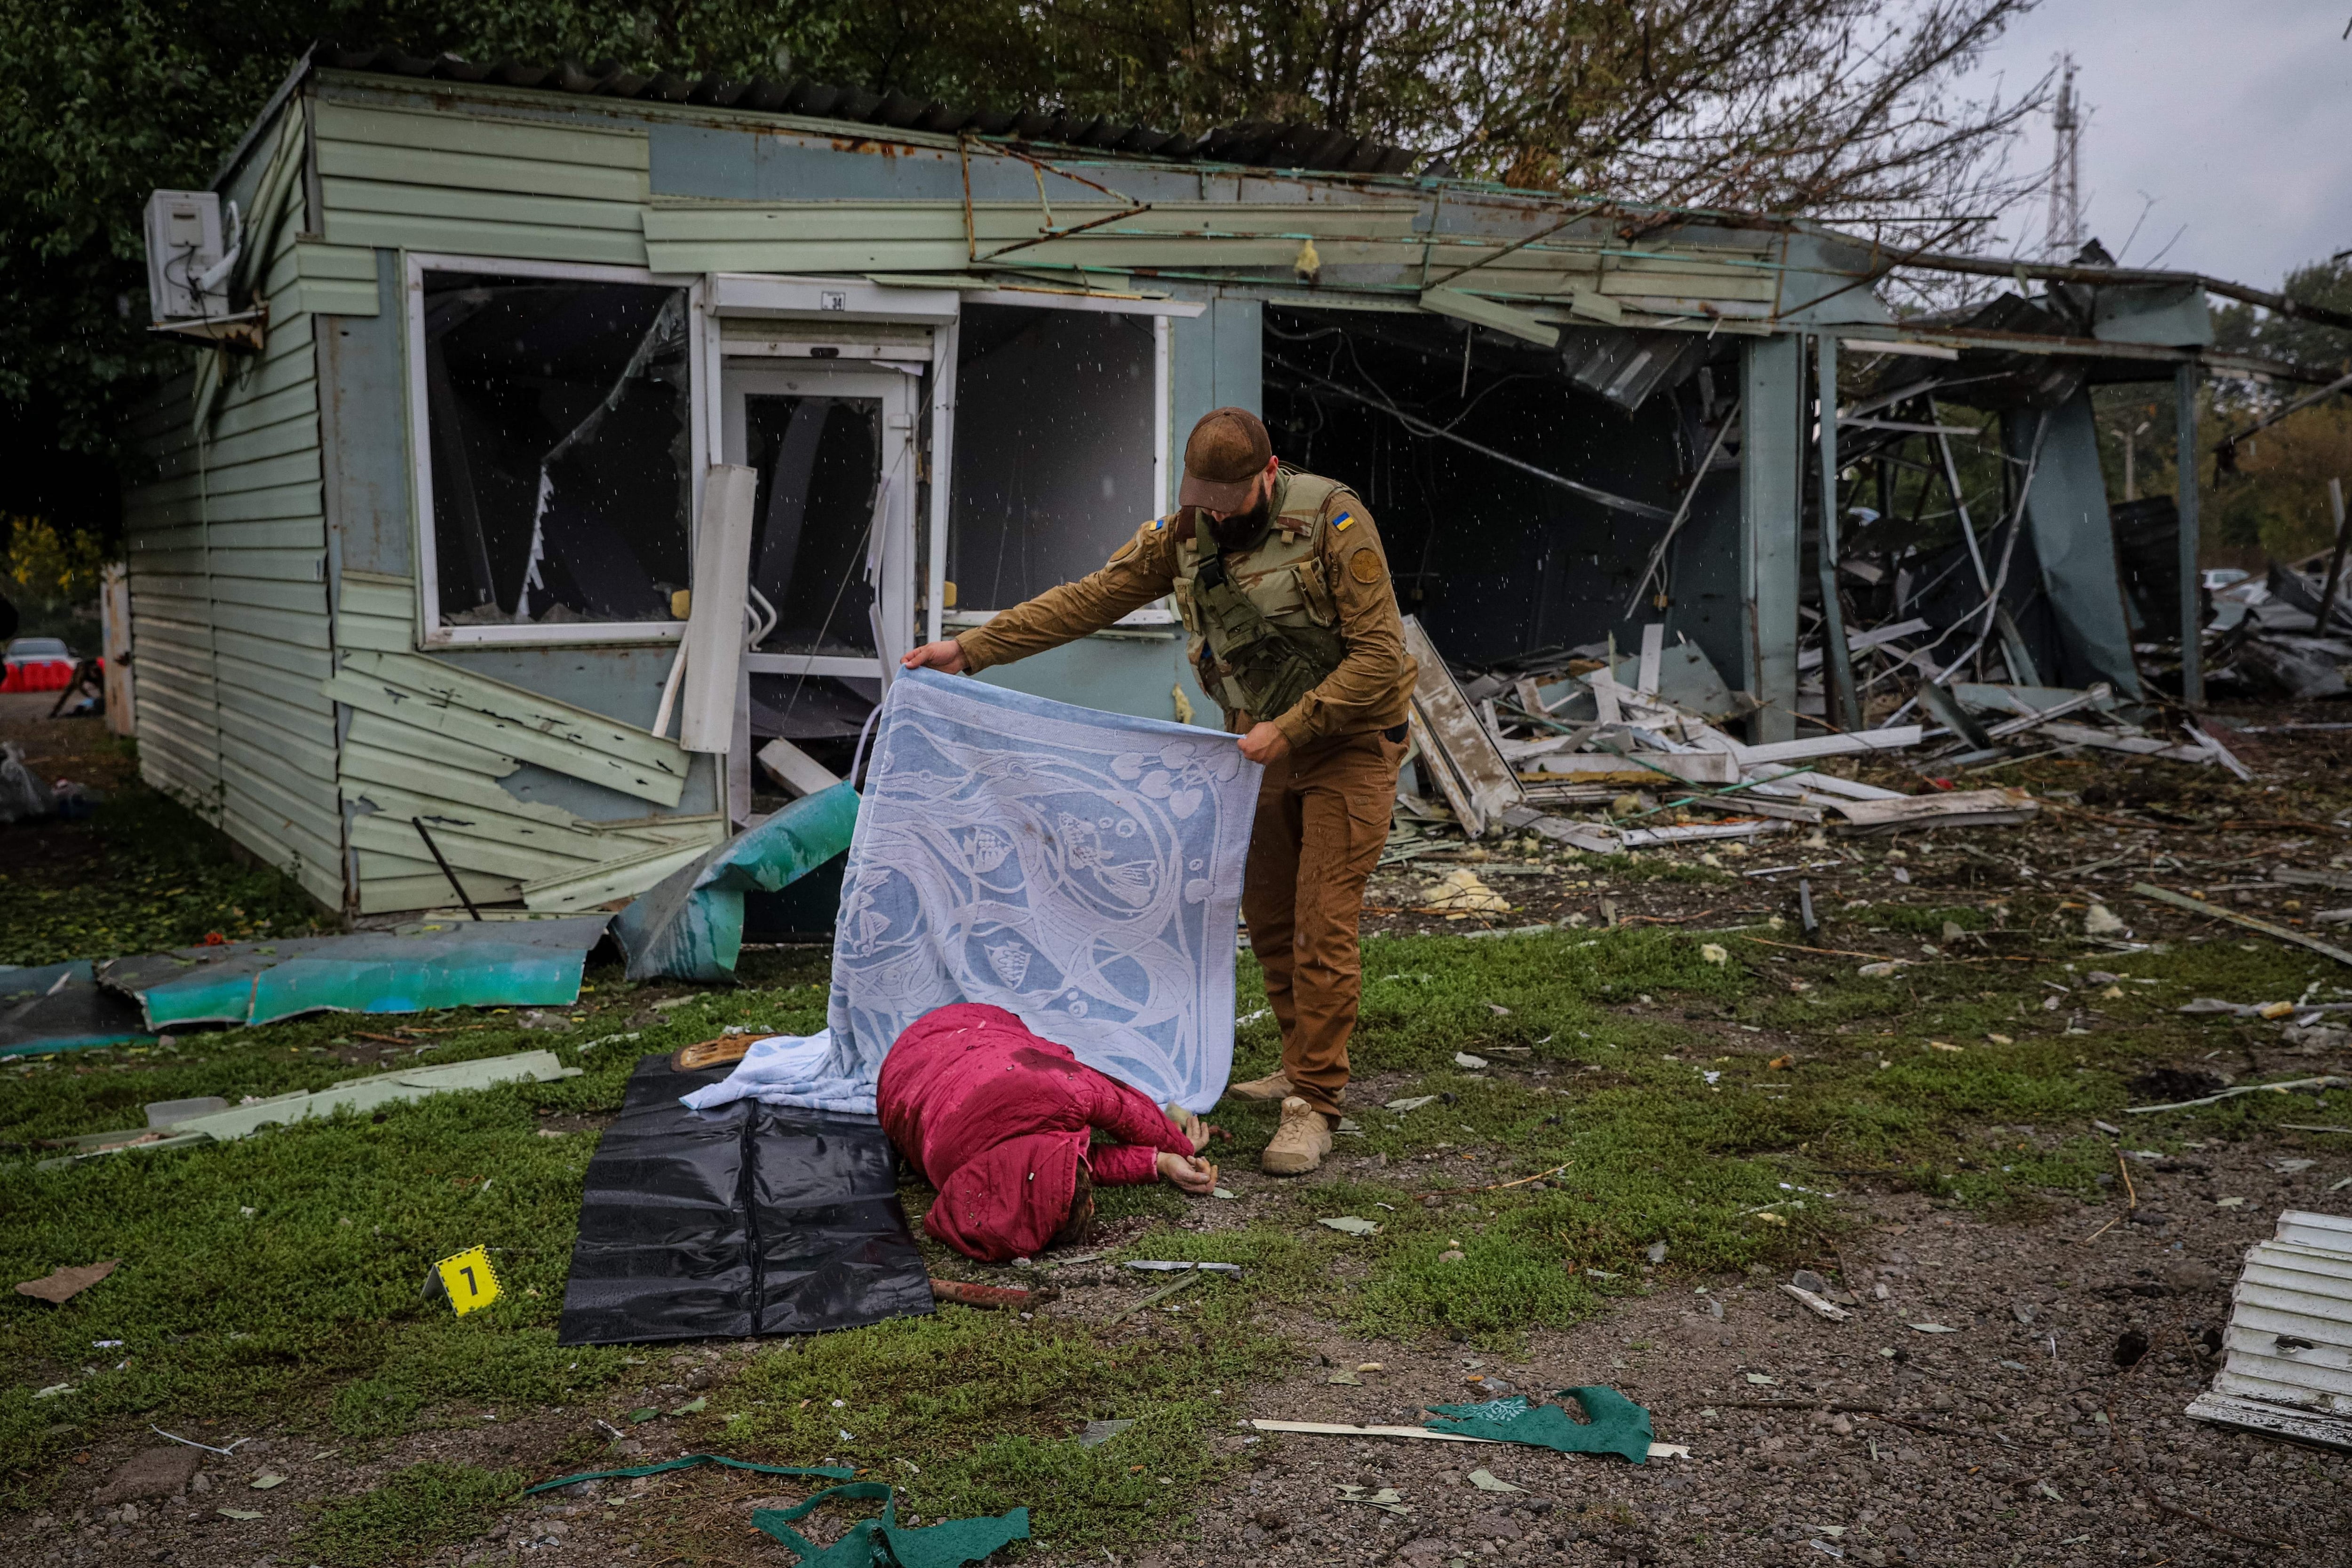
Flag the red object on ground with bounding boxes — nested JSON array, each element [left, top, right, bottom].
[[878, 1003, 1196, 1263], [1, 657, 82, 693]]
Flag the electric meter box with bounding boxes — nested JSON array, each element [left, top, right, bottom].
[[144, 190, 224, 321]]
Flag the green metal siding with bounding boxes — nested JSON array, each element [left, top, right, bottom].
[[326, 574, 719, 914], [314, 98, 649, 267], [122, 109, 344, 911]]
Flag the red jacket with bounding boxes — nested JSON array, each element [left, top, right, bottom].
[[878, 1003, 1194, 1263]]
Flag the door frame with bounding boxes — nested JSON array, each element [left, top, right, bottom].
[[719, 360, 921, 685]]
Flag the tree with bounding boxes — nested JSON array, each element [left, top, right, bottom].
[[0, 0, 2048, 535], [2212, 256, 2352, 391]]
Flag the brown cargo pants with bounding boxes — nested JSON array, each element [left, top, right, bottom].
[[1240, 728, 1405, 1120]]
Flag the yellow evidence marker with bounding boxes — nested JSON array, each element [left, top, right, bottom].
[[435, 1245, 501, 1316]]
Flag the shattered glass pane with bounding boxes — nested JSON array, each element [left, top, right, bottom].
[[744, 394, 881, 657], [948, 304, 1155, 610], [423, 271, 690, 626]]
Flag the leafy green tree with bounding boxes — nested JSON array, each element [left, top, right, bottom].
[[2, 0, 2044, 535], [2213, 256, 2352, 386]]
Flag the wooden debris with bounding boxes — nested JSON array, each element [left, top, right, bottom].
[[1401, 616, 1523, 838], [1828, 788, 2038, 834], [2130, 882, 2352, 968]]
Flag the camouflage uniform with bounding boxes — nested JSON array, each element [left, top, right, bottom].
[[954, 467, 1416, 1118]]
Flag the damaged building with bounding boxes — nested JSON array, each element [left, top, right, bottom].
[[119, 46, 2331, 917]]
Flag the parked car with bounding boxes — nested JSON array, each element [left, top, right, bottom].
[[2, 636, 79, 693]]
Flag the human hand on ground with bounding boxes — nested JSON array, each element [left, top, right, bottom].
[[1165, 1102, 1209, 1153], [1237, 721, 1289, 765], [900, 638, 968, 673], [1157, 1152, 1219, 1194]]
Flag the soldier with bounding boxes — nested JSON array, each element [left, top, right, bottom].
[[900, 407, 1415, 1175]]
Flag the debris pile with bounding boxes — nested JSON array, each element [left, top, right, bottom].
[[1392, 614, 2254, 855], [2186, 1209, 2352, 1451], [2208, 559, 2352, 701]]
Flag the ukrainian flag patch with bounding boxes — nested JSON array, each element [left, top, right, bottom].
[[1332, 510, 1356, 531], [1152, 513, 1171, 531]]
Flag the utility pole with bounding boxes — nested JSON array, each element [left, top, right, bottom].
[[2046, 56, 2082, 260], [2108, 418, 2149, 501]]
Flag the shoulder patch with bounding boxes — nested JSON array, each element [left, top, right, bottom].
[[1349, 549, 1384, 586], [1151, 514, 1169, 531], [1332, 510, 1355, 531]]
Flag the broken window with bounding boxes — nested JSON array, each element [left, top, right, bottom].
[[1261, 307, 1704, 666], [743, 391, 882, 658], [946, 304, 1158, 612], [420, 269, 692, 630]]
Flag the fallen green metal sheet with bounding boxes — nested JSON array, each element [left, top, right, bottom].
[[97, 940, 342, 1028], [752, 1480, 1030, 1568], [614, 784, 859, 982], [1, 961, 157, 1057], [97, 918, 613, 1029], [35, 1049, 580, 1168], [1425, 1387, 1656, 1463]]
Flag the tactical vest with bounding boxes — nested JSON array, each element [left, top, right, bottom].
[[1168, 470, 1353, 721]]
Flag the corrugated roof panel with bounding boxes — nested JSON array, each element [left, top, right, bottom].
[[2186, 1210, 2352, 1449]]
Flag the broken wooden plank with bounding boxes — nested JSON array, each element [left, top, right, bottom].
[[1680, 792, 1825, 825], [1401, 616, 1523, 838], [1619, 820, 1790, 847], [2183, 722, 2255, 782], [1828, 788, 2038, 834], [1406, 708, 1486, 838], [1499, 803, 1621, 854], [1590, 673, 1624, 725], [1635, 750, 1740, 786], [1741, 764, 1907, 802], [2275, 867, 2352, 892], [1247, 1419, 1689, 1459], [1730, 726, 1922, 767], [521, 839, 714, 912], [2039, 722, 2213, 764], [1981, 682, 2110, 740], [2185, 1391, 2352, 1453], [1637, 623, 1665, 696], [755, 737, 842, 798], [2131, 881, 2352, 968]]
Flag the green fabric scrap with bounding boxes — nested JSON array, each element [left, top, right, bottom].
[[1423, 1386, 1654, 1464], [753, 1480, 1030, 1568], [523, 1453, 851, 1496]]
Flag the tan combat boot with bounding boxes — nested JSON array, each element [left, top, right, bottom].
[[1225, 1071, 1294, 1101], [1260, 1096, 1333, 1176]]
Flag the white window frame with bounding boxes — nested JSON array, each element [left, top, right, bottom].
[[938, 293, 1181, 631], [404, 252, 712, 647]]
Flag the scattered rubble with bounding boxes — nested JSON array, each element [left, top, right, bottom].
[[1394, 620, 2258, 870]]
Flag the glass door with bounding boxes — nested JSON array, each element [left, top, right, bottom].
[[721, 363, 919, 687]]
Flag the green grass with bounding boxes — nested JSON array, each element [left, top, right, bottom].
[[0, 775, 328, 964], [718, 1301, 1290, 1552], [6, 780, 2339, 1554], [297, 1461, 525, 1566]]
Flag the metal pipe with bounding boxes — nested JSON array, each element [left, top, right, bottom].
[[2177, 362, 2203, 707], [1814, 336, 1861, 730], [412, 818, 483, 921], [1884, 250, 2352, 334]]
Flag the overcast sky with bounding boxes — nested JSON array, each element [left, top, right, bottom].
[[1961, 0, 2352, 286]]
